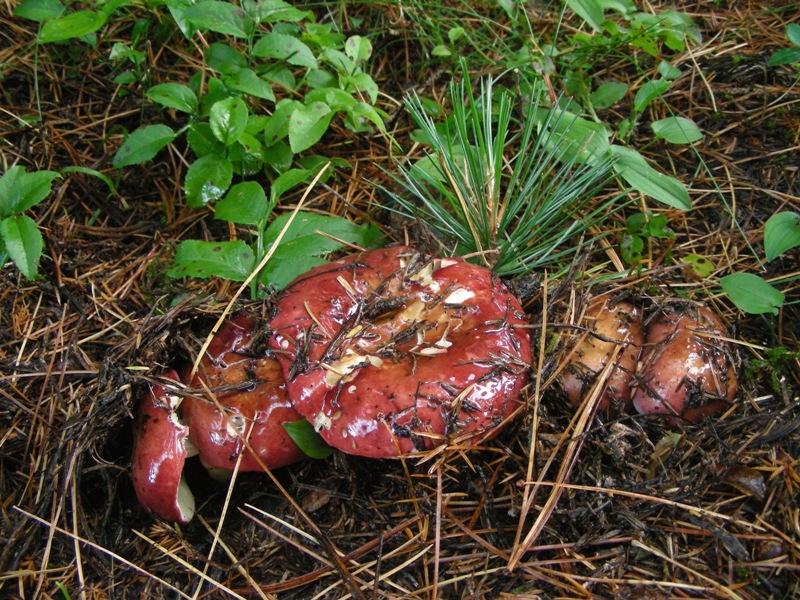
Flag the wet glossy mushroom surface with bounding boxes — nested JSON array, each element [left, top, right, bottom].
[[559, 299, 644, 415], [632, 305, 737, 423], [268, 246, 532, 458], [131, 370, 196, 524], [181, 315, 306, 472]]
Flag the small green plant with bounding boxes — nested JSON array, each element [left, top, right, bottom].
[[721, 211, 800, 315], [384, 71, 626, 277], [0, 166, 60, 279], [105, 0, 387, 294], [620, 210, 675, 267], [768, 23, 800, 67]]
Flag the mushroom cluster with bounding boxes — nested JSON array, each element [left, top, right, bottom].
[[132, 246, 532, 523], [559, 298, 737, 422]]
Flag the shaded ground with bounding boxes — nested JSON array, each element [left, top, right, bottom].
[[1, 1, 799, 598]]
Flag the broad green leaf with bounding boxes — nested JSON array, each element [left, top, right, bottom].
[[343, 71, 379, 104], [306, 87, 357, 112], [0, 215, 43, 279], [610, 145, 691, 210], [270, 168, 311, 202], [345, 102, 386, 133], [633, 79, 671, 113], [535, 108, 611, 163], [247, 0, 310, 23], [182, 0, 251, 37], [651, 117, 703, 144], [720, 273, 784, 315], [224, 69, 275, 101], [344, 35, 372, 64], [288, 101, 334, 153], [146, 83, 198, 114], [768, 47, 800, 67], [681, 253, 714, 278], [283, 420, 334, 459], [113, 124, 175, 168], [764, 211, 800, 262], [787, 23, 800, 48], [657, 60, 682, 80], [210, 97, 248, 146], [259, 212, 382, 288], [13, 0, 64, 22], [0, 166, 60, 217], [263, 99, 302, 146], [184, 155, 233, 208], [590, 81, 627, 109], [205, 42, 248, 74], [168, 239, 255, 281], [253, 33, 317, 69], [566, 0, 604, 31], [186, 122, 224, 158], [38, 10, 106, 43], [214, 181, 269, 225]]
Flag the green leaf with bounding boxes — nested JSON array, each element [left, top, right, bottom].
[[787, 23, 800, 48], [344, 35, 372, 64], [13, 0, 65, 23], [168, 239, 255, 281], [224, 69, 275, 101], [764, 211, 800, 262], [263, 99, 302, 146], [633, 79, 671, 113], [184, 155, 233, 208], [38, 10, 106, 43], [657, 60, 682, 80], [566, 0, 604, 31], [259, 212, 382, 288], [210, 97, 248, 146], [214, 181, 269, 225], [720, 273, 784, 315], [0, 215, 43, 279], [113, 125, 175, 168], [283, 420, 334, 459], [0, 166, 60, 218], [590, 81, 627, 109], [205, 42, 248, 74], [535, 108, 611, 164], [146, 83, 198, 114], [768, 47, 800, 67], [651, 117, 703, 144], [680, 253, 714, 278], [610, 145, 691, 210], [252, 33, 317, 69], [270, 168, 311, 202], [288, 101, 334, 153], [181, 0, 252, 37]]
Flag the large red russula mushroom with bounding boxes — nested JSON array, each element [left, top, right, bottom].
[[181, 315, 306, 472], [131, 370, 196, 524], [268, 246, 532, 458], [632, 304, 737, 423]]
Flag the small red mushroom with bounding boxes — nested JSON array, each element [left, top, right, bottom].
[[131, 370, 196, 524], [268, 246, 531, 458], [559, 299, 644, 415], [632, 304, 737, 423], [181, 315, 307, 472]]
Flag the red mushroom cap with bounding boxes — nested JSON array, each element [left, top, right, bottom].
[[181, 315, 307, 471], [268, 246, 532, 458], [559, 299, 644, 415], [632, 305, 737, 423], [131, 370, 195, 524]]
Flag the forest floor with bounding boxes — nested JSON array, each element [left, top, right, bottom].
[[1, 1, 799, 598]]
